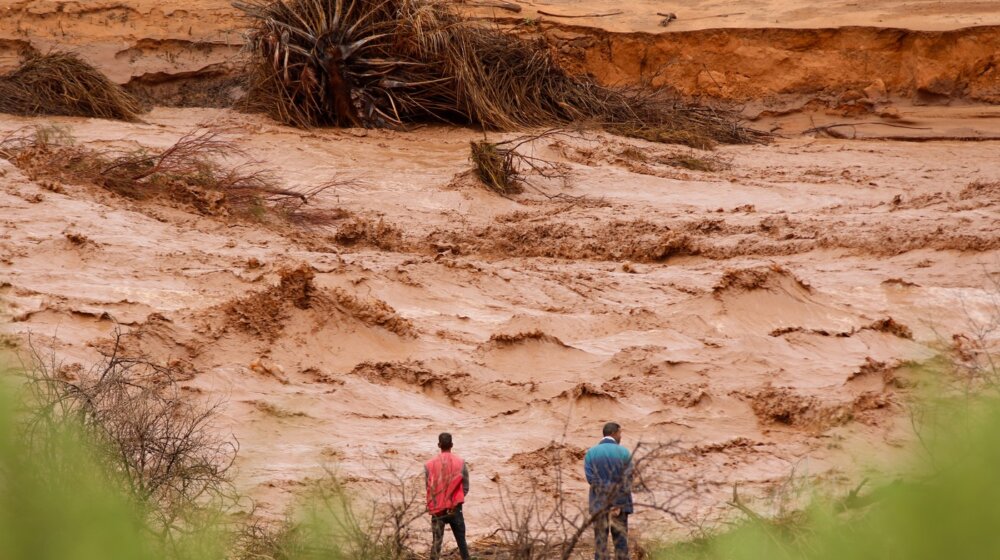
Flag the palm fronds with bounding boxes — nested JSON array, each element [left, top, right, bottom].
[[235, 0, 768, 146]]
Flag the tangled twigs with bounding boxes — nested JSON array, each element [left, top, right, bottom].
[[22, 328, 240, 541], [470, 129, 569, 196], [1, 126, 338, 223]]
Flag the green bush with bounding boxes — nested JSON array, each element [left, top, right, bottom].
[[659, 396, 1000, 560], [0, 358, 155, 560]]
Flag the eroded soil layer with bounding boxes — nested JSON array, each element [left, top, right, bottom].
[[2, 1, 998, 109]]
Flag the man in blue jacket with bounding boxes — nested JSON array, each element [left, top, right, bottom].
[[584, 422, 632, 560]]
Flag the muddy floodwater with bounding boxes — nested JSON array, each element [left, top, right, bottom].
[[2, 0, 999, 543]]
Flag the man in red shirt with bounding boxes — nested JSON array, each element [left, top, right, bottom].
[[425, 432, 471, 560]]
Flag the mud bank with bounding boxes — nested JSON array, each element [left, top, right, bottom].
[[0, 1, 244, 106], [541, 24, 1000, 108], [2, 1, 998, 109]]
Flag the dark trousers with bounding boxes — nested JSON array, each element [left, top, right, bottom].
[[430, 505, 470, 560], [593, 509, 629, 560]]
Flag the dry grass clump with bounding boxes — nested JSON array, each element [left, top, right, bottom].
[[1, 127, 331, 222], [235, 0, 766, 147], [0, 52, 141, 121], [469, 130, 566, 195], [471, 140, 522, 195]]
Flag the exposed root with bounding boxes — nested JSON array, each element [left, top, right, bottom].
[[469, 131, 567, 195], [471, 140, 522, 195]]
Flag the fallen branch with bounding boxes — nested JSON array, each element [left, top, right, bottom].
[[684, 11, 747, 21], [728, 484, 766, 524], [657, 12, 677, 27], [537, 9, 623, 18], [467, 0, 521, 12], [803, 121, 933, 134]]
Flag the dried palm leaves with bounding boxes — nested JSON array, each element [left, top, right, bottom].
[[470, 140, 521, 195], [236, 0, 768, 146], [0, 52, 141, 121]]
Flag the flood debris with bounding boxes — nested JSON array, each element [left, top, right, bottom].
[[235, 0, 767, 147], [0, 52, 142, 121]]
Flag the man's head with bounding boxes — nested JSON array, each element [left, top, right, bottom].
[[438, 432, 453, 451], [602, 422, 622, 443]]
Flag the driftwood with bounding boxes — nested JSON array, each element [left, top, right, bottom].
[[467, 0, 521, 12], [537, 9, 623, 18]]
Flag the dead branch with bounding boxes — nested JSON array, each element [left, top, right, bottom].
[[537, 10, 623, 18]]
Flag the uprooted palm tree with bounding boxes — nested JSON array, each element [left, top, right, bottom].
[[235, 0, 768, 147]]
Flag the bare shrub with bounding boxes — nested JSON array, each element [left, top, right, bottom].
[[469, 131, 567, 196], [234, 516, 311, 560], [944, 274, 1000, 392], [20, 329, 240, 542], [362, 462, 427, 559], [487, 440, 689, 559], [235, 465, 425, 560], [1, 127, 335, 222]]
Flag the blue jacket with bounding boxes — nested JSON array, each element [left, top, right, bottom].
[[584, 437, 633, 513]]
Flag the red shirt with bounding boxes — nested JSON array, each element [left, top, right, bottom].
[[425, 451, 468, 515]]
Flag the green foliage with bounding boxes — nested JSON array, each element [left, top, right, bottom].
[[659, 396, 1000, 560], [0, 358, 155, 560], [0, 350, 234, 560]]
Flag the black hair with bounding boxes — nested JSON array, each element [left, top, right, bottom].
[[438, 432, 453, 450], [602, 422, 621, 437]]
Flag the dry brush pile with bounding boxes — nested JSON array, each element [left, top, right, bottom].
[[0, 52, 141, 121], [236, 0, 767, 147], [0, 126, 332, 223]]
